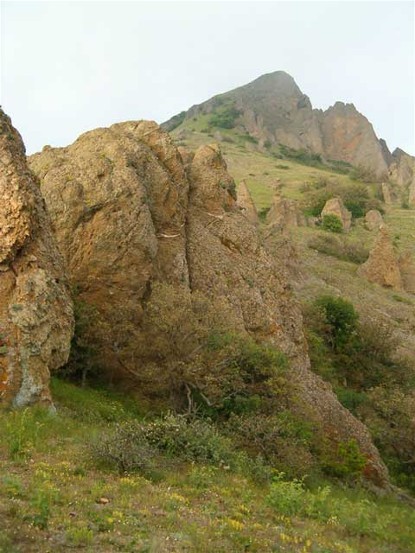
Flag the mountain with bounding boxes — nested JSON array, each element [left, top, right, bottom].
[[163, 71, 403, 181]]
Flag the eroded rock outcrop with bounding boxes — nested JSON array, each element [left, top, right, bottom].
[[0, 110, 73, 407], [358, 226, 403, 290], [389, 148, 415, 188], [365, 209, 383, 231], [266, 193, 304, 230], [236, 180, 259, 224], [399, 252, 415, 294], [381, 182, 392, 205], [30, 121, 389, 485], [321, 197, 352, 231]]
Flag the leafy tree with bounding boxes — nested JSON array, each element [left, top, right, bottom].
[[315, 296, 359, 352]]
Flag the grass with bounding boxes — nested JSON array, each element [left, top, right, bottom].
[[0, 378, 414, 553]]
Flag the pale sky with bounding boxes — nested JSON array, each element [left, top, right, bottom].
[[1, 1, 414, 155]]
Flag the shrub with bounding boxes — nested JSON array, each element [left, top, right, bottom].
[[308, 234, 369, 264], [315, 296, 359, 352], [321, 214, 343, 233], [322, 439, 367, 479], [209, 105, 241, 129]]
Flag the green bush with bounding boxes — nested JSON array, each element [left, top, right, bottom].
[[308, 234, 369, 263], [315, 295, 359, 351], [321, 214, 343, 233], [209, 105, 241, 129]]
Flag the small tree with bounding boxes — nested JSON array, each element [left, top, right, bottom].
[[315, 295, 359, 352]]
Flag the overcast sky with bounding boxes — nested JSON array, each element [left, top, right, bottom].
[[1, 1, 414, 155]]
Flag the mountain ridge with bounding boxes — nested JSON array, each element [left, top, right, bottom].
[[163, 71, 413, 183]]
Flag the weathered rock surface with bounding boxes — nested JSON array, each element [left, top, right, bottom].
[[321, 197, 352, 231], [409, 176, 415, 207], [381, 182, 392, 205], [236, 180, 259, 224], [389, 148, 415, 188], [164, 71, 390, 180], [0, 109, 73, 407], [319, 102, 389, 180], [266, 193, 305, 230], [358, 226, 403, 290], [399, 252, 415, 294], [365, 209, 383, 231], [30, 121, 389, 485]]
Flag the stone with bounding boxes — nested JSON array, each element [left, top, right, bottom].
[[266, 193, 304, 230], [399, 252, 415, 294], [389, 148, 415, 188], [321, 197, 352, 231], [364, 209, 383, 231], [30, 121, 389, 486], [236, 180, 259, 225], [0, 109, 73, 408], [409, 176, 415, 207], [381, 182, 392, 205], [358, 226, 403, 290]]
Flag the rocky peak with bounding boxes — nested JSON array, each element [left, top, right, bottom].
[[0, 109, 73, 407], [164, 71, 392, 180]]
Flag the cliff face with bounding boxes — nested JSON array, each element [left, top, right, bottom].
[[0, 110, 73, 408], [164, 71, 390, 180], [30, 121, 388, 485]]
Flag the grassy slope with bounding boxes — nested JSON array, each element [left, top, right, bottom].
[[1, 379, 414, 553]]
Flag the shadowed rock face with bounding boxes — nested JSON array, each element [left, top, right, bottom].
[[163, 71, 390, 180], [30, 121, 389, 485], [0, 109, 73, 408]]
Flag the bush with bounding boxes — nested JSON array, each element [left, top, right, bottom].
[[225, 412, 316, 477], [308, 234, 369, 264], [314, 296, 359, 352], [321, 214, 343, 233], [209, 105, 241, 129]]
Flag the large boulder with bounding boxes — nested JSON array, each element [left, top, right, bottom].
[[321, 197, 352, 231], [266, 193, 304, 230], [364, 209, 383, 231], [358, 226, 403, 290], [399, 252, 415, 294], [0, 110, 73, 408], [381, 182, 392, 205], [30, 121, 389, 485]]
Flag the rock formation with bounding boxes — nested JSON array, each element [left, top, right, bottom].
[[358, 226, 403, 290], [266, 193, 304, 230], [365, 209, 383, 231], [321, 197, 352, 231], [388, 148, 415, 188], [399, 252, 415, 294], [236, 180, 259, 224], [30, 121, 389, 485], [381, 182, 392, 205], [319, 102, 389, 180], [0, 109, 73, 408], [409, 176, 415, 207], [164, 71, 390, 180]]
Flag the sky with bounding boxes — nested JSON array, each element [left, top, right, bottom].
[[0, 0, 414, 155]]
